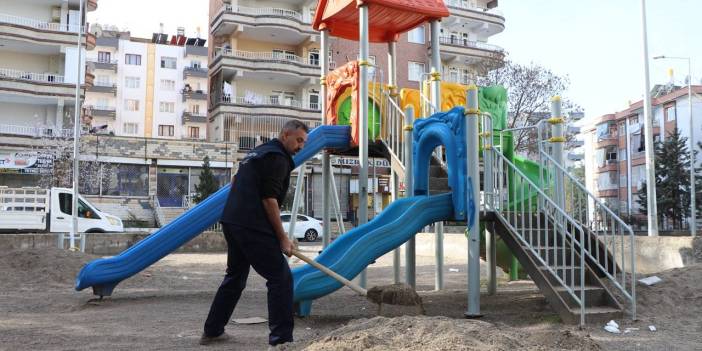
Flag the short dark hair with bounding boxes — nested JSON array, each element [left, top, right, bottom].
[[281, 119, 309, 134]]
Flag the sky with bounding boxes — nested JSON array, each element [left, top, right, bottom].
[[89, 0, 699, 120]]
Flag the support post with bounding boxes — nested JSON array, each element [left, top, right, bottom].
[[483, 114, 496, 295], [465, 85, 481, 317], [70, 0, 85, 251], [404, 106, 415, 288], [429, 19, 444, 291], [320, 29, 331, 248], [388, 40, 401, 284], [640, 0, 658, 236], [549, 96, 565, 210], [358, 5, 370, 288]]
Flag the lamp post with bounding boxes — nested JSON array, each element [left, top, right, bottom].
[[640, 0, 659, 236], [70, 0, 86, 251], [654, 55, 696, 236]]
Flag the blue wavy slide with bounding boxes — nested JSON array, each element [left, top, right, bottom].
[[75, 125, 351, 296], [292, 193, 454, 316]]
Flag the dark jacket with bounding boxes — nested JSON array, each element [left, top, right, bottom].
[[221, 139, 295, 236]]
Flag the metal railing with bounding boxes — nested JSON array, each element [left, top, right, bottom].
[[224, 5, 308, 23], [0, 68, 65, 83], [213, 47, 319, 66], [222, 113, 321, 149], [93, 81, 115, 88], [89, 58, 118, 64], [482, 114, 586, 325], [151, 195, 166, 228], [0, 124, 73, 138], [438, 36, 504, 52], [379, 90, 407, 179], [0, 13, 83, 33], [221, 95, 320, 111]]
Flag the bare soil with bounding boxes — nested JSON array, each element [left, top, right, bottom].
[[0, 244, 699, 351]]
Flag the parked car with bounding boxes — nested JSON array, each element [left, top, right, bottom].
[[280, 213, 323, 241]]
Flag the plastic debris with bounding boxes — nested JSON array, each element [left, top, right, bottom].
[[638, 276, 662, 286], [604, 320, 620, 334], [182, 276, 188, 280], [233, 317, 267, 324], [623, 328, 639, 334], [649, 325, 657, 332], [449, 268, 460, 272]]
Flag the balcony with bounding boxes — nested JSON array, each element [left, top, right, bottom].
[[183, 66, 208, 79], [182, 90, 208, 102], [0, 123, 73, 138], [211, 48, 320, 80], [89, 59, 118, 72], [211, 94, 321, 121], [0, 67, 83, 100], [88, 82, 117, 95], [0, 13, 94, 49], [219, 114, 321, 148], [182, 111, 207, 125], [433, 36, 505, 65], [185, 45, 208, 57], [211, 5, 316, 39], [443, 0, 505, 36], [85, 105, 116, 119]]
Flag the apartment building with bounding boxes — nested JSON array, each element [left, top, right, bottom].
[[0, 0, 96, 187], [84, 26, 209, 140], [583, 84, 702, 230]]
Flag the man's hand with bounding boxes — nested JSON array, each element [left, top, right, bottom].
[[280, 236, 296, 257]]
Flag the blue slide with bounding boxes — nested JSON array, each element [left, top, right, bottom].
[[292, 193, 454, 315], [75, 125, 351, 296]]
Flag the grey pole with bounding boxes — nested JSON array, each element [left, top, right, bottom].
[[288, 164, 306, 243], [465, 85, 481, 317], [626, 119, 632, 217], [70, 0, 85, 251], [689, 58, 696, 236], [320, 29, 332, 248], [640, 0, 659, 236], [549, 96, 565, 210], [388, 41, 401, 283], [429, 19, 444, 291], [358, 5, 370, 288], [404, 106, 415, 288]]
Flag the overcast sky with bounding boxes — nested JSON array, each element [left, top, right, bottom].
[[90, 0, 697, 119]]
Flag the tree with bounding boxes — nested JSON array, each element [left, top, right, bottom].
[[193, 156, 219, 203], [478, 60, 581, 155], [637, 129, 691, 230]]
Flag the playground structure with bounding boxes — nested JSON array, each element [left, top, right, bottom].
[[75, 0, 639, 326]]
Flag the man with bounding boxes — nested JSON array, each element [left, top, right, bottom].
[[200, 120, 309, 347]]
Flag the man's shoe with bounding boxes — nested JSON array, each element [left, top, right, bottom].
[[199, 332, 231, 345]]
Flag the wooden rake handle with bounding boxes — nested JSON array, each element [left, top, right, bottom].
[[291, 249, 367, 296]]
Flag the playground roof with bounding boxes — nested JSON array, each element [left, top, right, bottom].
[[313, 0, 449, 43]]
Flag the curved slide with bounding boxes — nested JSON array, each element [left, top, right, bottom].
[[293, 193, 454, 316], [75, 125, 351, 296]]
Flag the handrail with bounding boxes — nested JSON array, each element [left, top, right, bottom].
[[0, 13, 84, 33], [214, 47, 319, 66], [0, 68, 65, 83], [224, 5, 308, 23]]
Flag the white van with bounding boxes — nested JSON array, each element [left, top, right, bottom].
[[0, 187, 124, 233]]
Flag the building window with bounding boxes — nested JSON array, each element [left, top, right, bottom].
[[159, 102, 175, 113], [122, 122, 138, 134], [408, 61, 425, 82], [125, 99, 140, 111], [96, 98, 109, 109], [97, 51, 111, 63], [461, 69, 470, 85], [160, 56, 177, 69], [125, 54, 141, 65], [96, 75, 110, 86], [191, 104, 200, 114], [158, 124, 175, 137], [102, 163, 149, 196], [191, 60, 202, 69], [188, 126, 200, 139], [160, 79, 176, 91], [309, 90, 320, 110], [449, 67, 459, 83], [125, 76, 140, 89], [408, 26, 425, 44], [308, 49, 319, 66], [665, 105, 676, 122]]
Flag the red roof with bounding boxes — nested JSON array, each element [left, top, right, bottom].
[[313, 0, 449, 43]]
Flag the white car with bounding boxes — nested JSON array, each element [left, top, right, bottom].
[[280, 213, 323, 241]]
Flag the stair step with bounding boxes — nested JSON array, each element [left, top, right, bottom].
[[567, 306, 623, 324], [538, 265, 584, 286]]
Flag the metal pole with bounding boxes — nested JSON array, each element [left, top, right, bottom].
[[388, 41, 401, 283], [429, 19, 444, 291], [288, 164, 306, 243], [465, 85, 481, 317], [321, 29, 332, 248], [483, 114, 496, 295], [550, 96, 565, 210], [640, 0, 659, 236], [626, 119, 632, 217], [358, 5, 370, 288], [404, 106, 415, 288], [689, 58, 696, 236], [70, 0, 85, 251]]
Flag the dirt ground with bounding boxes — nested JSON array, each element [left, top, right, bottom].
[[0, 243, 700, 351]]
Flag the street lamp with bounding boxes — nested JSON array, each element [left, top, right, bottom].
[[640, 0, 659, 236], [70, 0, 86, 251], [654, 55, 696, 236]]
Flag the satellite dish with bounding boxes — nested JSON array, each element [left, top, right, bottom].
[[91, 23, 103, 37]]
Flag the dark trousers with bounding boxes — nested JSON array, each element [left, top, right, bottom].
[[203, 223, 294, 345]]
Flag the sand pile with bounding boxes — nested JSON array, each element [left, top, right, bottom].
[[635, 263, 702, 319], [0, 247, 97, 288], [304, 316, 600, 351]]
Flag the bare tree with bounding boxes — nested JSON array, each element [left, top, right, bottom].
[[478, 60, 581, 155]]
